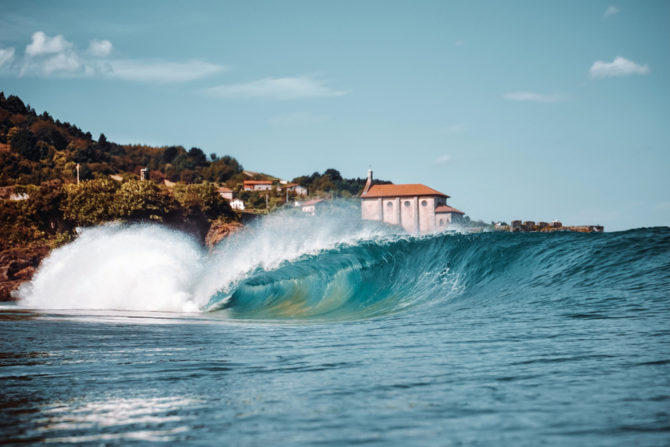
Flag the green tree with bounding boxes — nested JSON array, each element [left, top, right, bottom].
[[204, 156, 242, 182], [188, 147, 208, 166], [162, 146, 181, 163], [10, 128, 40, 161], [114, 180, 175, 221], [173, 183, 233, 220], [61, 178, 120, 226]]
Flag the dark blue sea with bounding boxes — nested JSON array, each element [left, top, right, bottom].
[[1, 216, 669, 445]]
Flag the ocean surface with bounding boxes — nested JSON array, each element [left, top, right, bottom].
[[1, 211, 669, 445]]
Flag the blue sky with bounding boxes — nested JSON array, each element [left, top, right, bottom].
[[1, 0, 668, 230]]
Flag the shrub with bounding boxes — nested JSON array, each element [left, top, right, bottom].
[[61, 178, 119, 226], [173, 183, 233, 220], [113, 180, 175, 221]]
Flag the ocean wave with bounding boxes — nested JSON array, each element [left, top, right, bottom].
[[17, 209, 670, 321]]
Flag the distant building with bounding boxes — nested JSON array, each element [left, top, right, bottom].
[[243, 180, 273, 191], [218, 186, 234, 200], [298, 198, 326, 216], [230, 198, 245, 210], [284, 183, 307, 196], [9, 192, 29, 201], [0, 186, 29, 201], [360, 170, 464, 234]]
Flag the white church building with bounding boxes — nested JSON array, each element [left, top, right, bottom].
[[360, 170, 464, 234]]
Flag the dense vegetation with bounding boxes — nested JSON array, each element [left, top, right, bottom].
[[0, 92, 243, 186], [0, 179, 234, 250], [291, 168, 391, 198], [0, 92, 245, 249], [0, 92, 394, 251]]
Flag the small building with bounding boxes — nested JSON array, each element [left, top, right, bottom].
[[284, 183, 307, 196], [298, 198, 326, 216], [218, 186, 234, 200], [9, 192, 29, 201], [230, 199, 245, 210], [243, 180, 273, 191], [435, 205, 465, 230], [360, 170, 464, 234]]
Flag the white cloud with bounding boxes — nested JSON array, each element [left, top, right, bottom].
[[88, 39, 112, 57], [589, 56, 649, 78], [604, 6, 620, 17], [0, 47, 15, 68], [21, 31, 80, 76], [204, 76, 347, 100], [9, 30, 224, 82], [436, 154, 452, 164], [101, 59, 226, 83], [25, 31, 71, 56], [503, 92, 565, 102], [42, 52, 80, 74]]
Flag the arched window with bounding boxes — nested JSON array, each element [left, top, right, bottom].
[[386, 201, 393, 208], [439, 218, 444, 225], [404, 201, 411, 207], [421, 200, 428, 207]]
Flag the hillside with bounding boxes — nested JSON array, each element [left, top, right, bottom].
[[0, 92, 394, 299]]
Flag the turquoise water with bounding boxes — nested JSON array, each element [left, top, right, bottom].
[[1, 223, 669, 445]]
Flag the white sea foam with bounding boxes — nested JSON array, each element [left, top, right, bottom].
[[17, 205, 395, 312], [17, 224, 205, 312]]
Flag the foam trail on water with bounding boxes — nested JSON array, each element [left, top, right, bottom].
[[18, 224, 205, 312]]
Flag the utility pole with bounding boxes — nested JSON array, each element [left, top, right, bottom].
[[76, 163, 80, 185]]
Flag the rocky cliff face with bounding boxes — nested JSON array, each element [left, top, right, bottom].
[[0, 245, 50, 301], [205, 220, 244, 248]]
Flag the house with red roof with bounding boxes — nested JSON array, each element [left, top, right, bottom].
[[360, 170, 464, 233], [218, 186, 234, 200], [243, 180, 273, 191]]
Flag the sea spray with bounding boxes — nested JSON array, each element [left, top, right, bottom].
[[17, 224, 205, 312], [19, 205, 668, 321], [193, 205, 397, 310], [17, 204, 400, 313]]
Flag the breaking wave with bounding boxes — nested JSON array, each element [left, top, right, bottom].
[[16, 207, 670, 321]]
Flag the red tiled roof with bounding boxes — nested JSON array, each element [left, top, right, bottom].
[[301, 198, 325, 206], [218, 187, 233, 192], [243, 180, 273, 185], [362, 184, 449, 198], [435, 205, 464, 214]]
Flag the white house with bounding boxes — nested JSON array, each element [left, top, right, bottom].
[[230, 198, 245, 210], [218, 186, 233, 200], [284, 183, 308, 196], [360, 170, 464, 234], [298, 198, 325, 216], [243, 180, 273, 191]]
